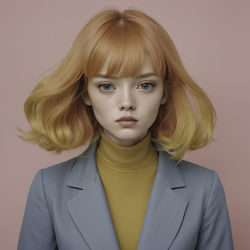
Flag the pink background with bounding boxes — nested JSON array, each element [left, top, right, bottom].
[[1, 0, 249, 249]]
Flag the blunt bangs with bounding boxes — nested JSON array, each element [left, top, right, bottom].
[[84, 12, 167, 78]]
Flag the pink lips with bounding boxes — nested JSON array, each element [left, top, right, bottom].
[[116, 116, 137, 122], [116, 116, 138, 126]]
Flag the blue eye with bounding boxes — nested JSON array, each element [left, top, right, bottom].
[[139, 82, 155, 90], [97, 81, 155, 91], [98, 83, 114, 91]]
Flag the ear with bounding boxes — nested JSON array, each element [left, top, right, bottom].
[[79, 75, 92, 106], [160, 95, 167, 105], [82, 94, 92, 106]]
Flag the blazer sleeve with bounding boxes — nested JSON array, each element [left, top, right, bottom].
[[17, 169, 57, 250], [195, 170, 234, 250]]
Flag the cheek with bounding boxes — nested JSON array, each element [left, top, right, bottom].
[[88, 93, 104, 111], [141, 94, 162, 112], [89, 97, 112, 122], [140, 99, 162, 124]]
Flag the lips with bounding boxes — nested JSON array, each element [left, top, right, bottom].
[[116, 116, 138, 122]]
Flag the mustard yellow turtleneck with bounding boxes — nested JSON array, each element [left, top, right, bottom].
[[96, 131, 158, 250]]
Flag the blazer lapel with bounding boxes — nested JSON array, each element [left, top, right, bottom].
[[137, 151, 188, 250], [66, 140, 188, 250], [66, 141, 120, 250]]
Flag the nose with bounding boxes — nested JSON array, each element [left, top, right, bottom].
[[118, 87, 136, 111]]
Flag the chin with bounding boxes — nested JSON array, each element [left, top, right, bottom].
[[113, 132, 147, 146]]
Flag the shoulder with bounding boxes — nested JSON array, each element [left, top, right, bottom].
[[178, 158, 216, 189], [159, 153, 229, 218], [160, 151, 218, 187], [174, 156, 226, 203], [28, 155, 81, 195], [158, 151, 226, 201], [41, 143, 97, 182], [28, 154, 88, 208], [160, 151, 226, 201], [43, 156, 78, 175], [30, 156, 78, 185]]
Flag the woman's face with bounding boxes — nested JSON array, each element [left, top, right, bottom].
[[84, 56, 166, 146]]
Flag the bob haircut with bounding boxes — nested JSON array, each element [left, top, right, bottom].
[[17, 8, 216, 161]]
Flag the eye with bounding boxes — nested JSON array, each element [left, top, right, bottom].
[[97, 83, 114, 92], [138, 82, 156, 90]]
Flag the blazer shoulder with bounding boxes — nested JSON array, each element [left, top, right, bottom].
[[177, 158, 218, 190], [44, 156, 77, 174], [171, 157, 228, 213], [41, 154, 83, 186], [179, 158, 214, 174], [41, 143, 95, 181]]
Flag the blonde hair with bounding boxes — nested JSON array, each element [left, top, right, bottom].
[[17, 8, 216, 161]]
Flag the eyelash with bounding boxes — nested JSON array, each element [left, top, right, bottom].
[[97, 81, 156, 92]]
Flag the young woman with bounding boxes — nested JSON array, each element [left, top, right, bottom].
[[17, 8, 234, 250]]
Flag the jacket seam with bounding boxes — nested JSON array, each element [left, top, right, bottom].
[[41, 168, 55, 225], [201, 170, 215, 220]]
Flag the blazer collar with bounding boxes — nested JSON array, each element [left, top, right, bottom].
[[66, 140, 187, 250]]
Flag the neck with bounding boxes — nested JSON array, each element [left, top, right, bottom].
[[96, 131, 158, 172]]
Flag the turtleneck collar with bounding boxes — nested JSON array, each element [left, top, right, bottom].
[[96, 131, 158, 173]]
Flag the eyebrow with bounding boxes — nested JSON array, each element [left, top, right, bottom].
[[93, 72, 158, 79]]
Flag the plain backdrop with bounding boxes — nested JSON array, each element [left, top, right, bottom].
[[1, 0, 249, 249]]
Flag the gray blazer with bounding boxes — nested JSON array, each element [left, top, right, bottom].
[[17, 141, 234, 250]]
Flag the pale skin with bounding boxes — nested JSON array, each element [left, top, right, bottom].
[[84, 56, 167, 146]]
